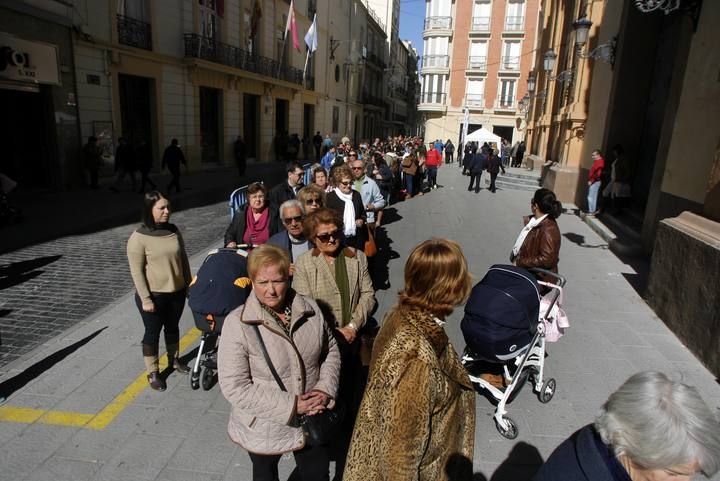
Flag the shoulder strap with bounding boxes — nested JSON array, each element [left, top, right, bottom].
[[252, 324, 287, 392]]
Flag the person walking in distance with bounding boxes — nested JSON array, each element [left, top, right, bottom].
[[233, 136, 246, 178], [468, 148, 487, 193], [424, 142, 442, 190], [444, 139, 455, 164], [162, 139, 187, 193], [515, 141, 526, 168], [137, 139, 157, 193], [486, 149, 505, 193], [313, 131, 323, 161], [82, 136, 102, 189], [586, 149, 605, 215], [110, 137, 137, 193]]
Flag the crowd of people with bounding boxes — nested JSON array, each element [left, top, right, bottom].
[[124, 134, 718, 481]]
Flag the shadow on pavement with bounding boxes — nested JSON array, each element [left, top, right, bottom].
[[379, 207, 403, 227], [489, 441, 544, 481], [562, 232, 608, 250], [369, 227, 400, 291], [0, 326, 107, 399], [0, 255, 62, 290]]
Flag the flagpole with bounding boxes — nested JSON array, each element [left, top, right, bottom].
[[302, 49, 311, 85]]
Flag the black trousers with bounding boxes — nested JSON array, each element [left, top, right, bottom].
[[248, 444, 330, 481], [167, 167, 181, 193], [468, 173, 483, 191], [489, 172, 498, 192], [139, 170, 156, 192], [134, 290, 185, 346], [445, 152, 453, 163]]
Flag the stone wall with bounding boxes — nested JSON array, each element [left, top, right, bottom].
[[646, 212, 720, 378]]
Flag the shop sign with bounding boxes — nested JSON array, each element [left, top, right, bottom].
[[0, 33, 60, 85]]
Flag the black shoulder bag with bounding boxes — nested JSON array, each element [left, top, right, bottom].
[[251, 324, 344, 446]]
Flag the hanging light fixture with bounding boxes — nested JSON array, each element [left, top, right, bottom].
[[543, 50, 557, 72], [573, 17, 593, 46], [633, 0, 680, 14], [527, 72, 536, 93]]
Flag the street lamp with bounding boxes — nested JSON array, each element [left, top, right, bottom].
[[572, 16, 616, 65], [527, 72, 536, 94], [543, 50, 557, 72]]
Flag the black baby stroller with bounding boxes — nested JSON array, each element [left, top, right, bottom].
[[461, 264, 566, 439], [188, 247, 252, 390]]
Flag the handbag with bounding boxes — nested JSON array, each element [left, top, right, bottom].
[[251, 324, 344, 446], [364, 228, 377, 257]]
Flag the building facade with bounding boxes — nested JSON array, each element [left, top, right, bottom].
[[419, 0, 540, 147]]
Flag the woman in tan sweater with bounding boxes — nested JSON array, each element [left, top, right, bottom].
[[127, 191, 191, 391]]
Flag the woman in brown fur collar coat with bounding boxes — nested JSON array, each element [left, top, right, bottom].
[[343, 239, 476, 481]]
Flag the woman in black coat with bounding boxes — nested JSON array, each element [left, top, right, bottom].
[[325, 164, 367, 251]]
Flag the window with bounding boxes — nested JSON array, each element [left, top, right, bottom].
[[501, 41, 521, 70], [505, 0, 525, 31], [498, 79, 516, 108], [469, 41, 487, 69], [471, 0, 491, 31], [466, 79, 484, 107], [119, 0, 148, 21], [332, 106, 339, 133], [199, 0, 221, 41]]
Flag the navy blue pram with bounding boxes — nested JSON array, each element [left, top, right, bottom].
[[188, 248, 252, 390], [461, 264, 565, 439]]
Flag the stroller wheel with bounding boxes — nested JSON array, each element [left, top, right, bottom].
[[538, 378, 556, 403], [201, 367, 216, 391], [190, 372, 200, 390], [494, 415, 519, 439]]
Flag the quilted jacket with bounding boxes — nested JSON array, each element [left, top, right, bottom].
[[292, 247, 375, 329], [343, 306, 476, 481], [217, 290, 341, 454]]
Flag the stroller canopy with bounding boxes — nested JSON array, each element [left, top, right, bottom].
[[189, 249, 252, 316], [461, 265, 540, 361]]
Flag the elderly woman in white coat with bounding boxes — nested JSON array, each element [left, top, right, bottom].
[[218, 244, 341, 481]]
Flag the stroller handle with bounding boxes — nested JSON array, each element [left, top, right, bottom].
[[528, 268, 566, 288]]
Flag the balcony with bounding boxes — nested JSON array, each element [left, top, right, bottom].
[[470, 16, 491, 34], [424, 16, 452, 31], [418, 92, 447, 108], [467, 56, 487, 71], [117, 14, 152, 50], [183, 34, 305, 87], [495, 98, 517, 111], [466, 94, 485, 109], [500, 56, 520, 71], [504, 16, 525, 31], [367, 52, 387, 69], [361, 91, 386, 109], [421, 55, 449, 70]]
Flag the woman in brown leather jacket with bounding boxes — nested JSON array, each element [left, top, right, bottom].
[[510, 188, 562, 283]]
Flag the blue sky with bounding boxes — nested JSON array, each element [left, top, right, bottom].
[[399, 0, 425, 58]]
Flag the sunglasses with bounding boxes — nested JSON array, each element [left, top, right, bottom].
[[316, 229, 340, 243], [305, 198, 321, 205], [283, 215, 304, 225], [339, 181, 352, 186], [351, 166, 364, 170]]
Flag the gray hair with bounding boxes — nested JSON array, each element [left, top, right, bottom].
[[279, 199, 304, 218], [595, 371, 720, 476]]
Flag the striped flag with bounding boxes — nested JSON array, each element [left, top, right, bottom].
[[285, 0, 300, 51]]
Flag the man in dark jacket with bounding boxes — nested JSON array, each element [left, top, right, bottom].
[[486, 151, 505, 193], [136, 139, 156, 193], [268, 161, 303, 216], [467, 150, 487, 193], [162, 138, 187, 193], [233, 136, 246, 178], [267, 200, 312, 266], [111, 137, 136, 192]]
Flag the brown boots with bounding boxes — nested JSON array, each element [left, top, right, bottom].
[[167, 343, 190, 374]]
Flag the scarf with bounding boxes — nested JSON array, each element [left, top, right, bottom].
[[334, 188, 357, 237], [511, 214, 548, 261], [243, 206, 270, 245], [334, 253, 352, 327]]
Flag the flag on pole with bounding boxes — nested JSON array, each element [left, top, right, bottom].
[[461, 107, 470, 147], [285, 0, 300, 51], [304, 14, 318, 53], [250, 0, 262, 38]]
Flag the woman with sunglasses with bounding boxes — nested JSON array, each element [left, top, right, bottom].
[[325, 164, 367, 251], [297, 184, 326, 214], [293, 207, 376, 479], [224, 182, 279, 248]]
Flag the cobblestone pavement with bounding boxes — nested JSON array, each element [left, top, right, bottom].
[[0, 201, 229, 371]]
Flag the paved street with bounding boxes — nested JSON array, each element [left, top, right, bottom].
[[0, 165, 718, 481]]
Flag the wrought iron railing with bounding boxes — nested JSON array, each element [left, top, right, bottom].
[[500, 56, 520, 70], [468, 56, 487, 70], [117, 14, 152, 50], [419, 92, 447, 104], [424, 16, 452, 30], [421, 55, 449, 68], [505, 16, 525, 31], [184, 34, 305, 87], [466, 94, 485, 107], [471, 16, 491, 32]]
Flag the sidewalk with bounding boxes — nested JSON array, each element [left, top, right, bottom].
[[1, 161, 288, 255], [0, 165, 718, 481]]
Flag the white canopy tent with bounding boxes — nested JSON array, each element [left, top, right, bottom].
[[465, 127, 502, 148]]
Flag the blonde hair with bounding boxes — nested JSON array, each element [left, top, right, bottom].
[[398, 239, 472, 316], [332, 164, 354, 185], [247, 244, 291, 280], [297, 184, 326, 207]]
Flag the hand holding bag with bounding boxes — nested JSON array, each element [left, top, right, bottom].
[[364, 228, 377, 257], [251, 324, 343, 446]]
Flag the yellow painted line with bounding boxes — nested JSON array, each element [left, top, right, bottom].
[[0, 327, 202, 430]]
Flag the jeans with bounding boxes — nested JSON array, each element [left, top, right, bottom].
[[468, 172, 482, 191], [249, 444, 330, 481], [135, 290, 185, 346], [587, 181, 601, 213], [489, 172, 498, 192], [403, 173, 414, 195], [427, 167, 438, 188]]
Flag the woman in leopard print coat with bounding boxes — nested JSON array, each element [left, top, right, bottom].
[[343, 239, 476, 481]]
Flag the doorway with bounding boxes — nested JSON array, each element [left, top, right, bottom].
[[303, 104, 314, 139], [243, 94, 260, 161], [493, 126, 514, 144], [275, 98, 289, 136], [0, 86, 54, 189], [200, 86, 221, 163], [118, 74, 155, 162]]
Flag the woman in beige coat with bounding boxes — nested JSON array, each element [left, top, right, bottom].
[[218, 244, 340, 481], [292, 207, 376, 479], [344, 239, 476, 481]]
